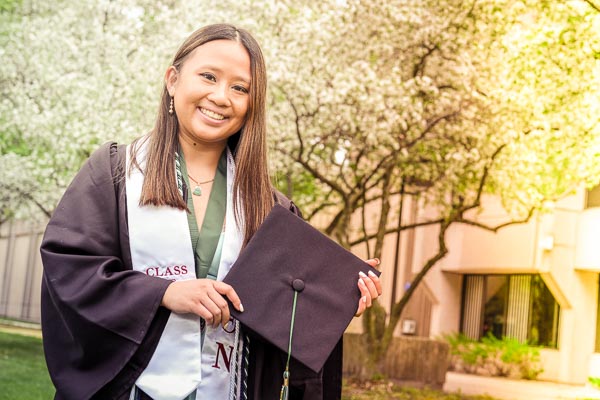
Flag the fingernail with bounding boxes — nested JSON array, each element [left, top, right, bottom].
[[358, 278, 366, 286], [368, 271, 377, 278], [359, 271, 367, 278], [239, 304, 244, 313], [374, 258, 381, 265], [362, 296, 367, 303]]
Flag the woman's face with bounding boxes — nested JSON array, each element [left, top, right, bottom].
[[166, 40, 251, 149]]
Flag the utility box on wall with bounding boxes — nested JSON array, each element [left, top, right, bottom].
[[401, 319, 417, 335]]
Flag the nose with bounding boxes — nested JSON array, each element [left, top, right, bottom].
[[207, 83, 230, 106]]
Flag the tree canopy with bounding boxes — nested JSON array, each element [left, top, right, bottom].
[[0, 0, 230, 221], [237, 0, 600, 367], [2, 0, 598, 224]]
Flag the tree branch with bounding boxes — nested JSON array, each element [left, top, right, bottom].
[[305, 202, 337, 221], [362, 152, 399, 192], [422, 110, 461, 140], [381, 219, 450, 353], [285, 93, 305, 159], [349, 218, 444, 247], [455, 143, 508, 215], [325, 207, 345, 236], [413, 44, 438, 78], [275, 147, 347, 196], [0, 183, 53, 219], [584, 0, 600, 12], [373, 171, 392, 259], [361, 189, 371, 259], [305, 189, 337, 220], [457, 207, 536, 232]]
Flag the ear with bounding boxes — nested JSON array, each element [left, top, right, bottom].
[[164, 66, 178, 96]]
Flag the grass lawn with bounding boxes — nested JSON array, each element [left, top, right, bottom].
[[0, 331, 54, 400], [0, 330, 499, 400]]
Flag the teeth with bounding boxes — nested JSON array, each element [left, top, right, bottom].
[[200, 108, 225, 120]]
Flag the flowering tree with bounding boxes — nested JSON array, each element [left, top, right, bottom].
[[2, 0, 599, 374], [2, 0, 156, 221], [240, 0, 600, 371], [0, 0, 230, 222]]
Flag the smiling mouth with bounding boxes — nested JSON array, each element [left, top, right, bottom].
[[199, 107, 226, 121]]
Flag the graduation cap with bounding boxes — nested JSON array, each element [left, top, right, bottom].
[[223, 204, 381, 399]]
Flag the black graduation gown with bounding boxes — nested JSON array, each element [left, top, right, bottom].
[[40, 142, 342, 400]]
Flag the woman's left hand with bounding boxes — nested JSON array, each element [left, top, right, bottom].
[[355, 258, 383, 317]]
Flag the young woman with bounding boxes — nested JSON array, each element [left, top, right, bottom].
[[40, 24, 382, 400]]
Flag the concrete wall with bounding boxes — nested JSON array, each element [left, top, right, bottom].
[[576, 207, 600, 272]]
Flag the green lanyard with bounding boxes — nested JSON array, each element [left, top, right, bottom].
[[280, 291, 299, 400]]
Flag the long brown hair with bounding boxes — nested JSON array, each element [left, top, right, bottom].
[[131, 24, 273, 246]]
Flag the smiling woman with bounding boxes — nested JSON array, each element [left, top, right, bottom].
[[166, 40, 251, 151], [39, 23, 382, 400], [164, 39, 253, 236]]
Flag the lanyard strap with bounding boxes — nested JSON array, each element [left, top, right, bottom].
[[280, 290, 298, 400], [175, 150, 184, 197]]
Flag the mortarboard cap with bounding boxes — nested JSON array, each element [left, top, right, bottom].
[[223, 204, 381, 379]]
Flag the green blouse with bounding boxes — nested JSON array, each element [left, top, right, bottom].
[[178, 149, 228, 280]]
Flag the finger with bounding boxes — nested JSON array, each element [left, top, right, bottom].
[[368, 270, 383, 296], [194, 303, 214, 326], [363, 258, 383, 296], [208, 290, 231, 328], [214, 281, 244, 313], [359, 271, 379, 300], [224, 317, 235, 332], [200, 295, 224, 328], [365, 258, 380, 268], [358, 278, 372, 307], [355, 295, 367, 317]]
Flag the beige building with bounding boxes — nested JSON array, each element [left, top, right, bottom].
[[348, 187, 600, 385]]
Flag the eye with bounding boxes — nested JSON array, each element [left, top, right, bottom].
[[200, 72, 216, 82], [233, 85, 249, 94]]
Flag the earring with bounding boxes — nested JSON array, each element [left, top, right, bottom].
[[169, 97, 174, 115]]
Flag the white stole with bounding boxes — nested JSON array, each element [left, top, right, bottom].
[[126, 141, 243, 400]]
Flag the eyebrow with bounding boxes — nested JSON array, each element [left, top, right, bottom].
[[200, 65, 251, 85]]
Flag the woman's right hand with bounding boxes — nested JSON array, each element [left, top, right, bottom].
[[161, 279, 243, 328]]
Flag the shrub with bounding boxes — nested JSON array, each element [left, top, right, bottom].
[[443, 333, 543, 380]]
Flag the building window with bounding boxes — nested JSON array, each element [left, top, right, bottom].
[[461, 274, 559, 348], [529, 275, 560, 347], [483, 275, 509, 340], [586, 184, 600, 208]]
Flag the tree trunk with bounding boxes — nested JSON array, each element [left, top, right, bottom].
[[380, 220, 450, 360]]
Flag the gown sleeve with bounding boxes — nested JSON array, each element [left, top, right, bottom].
[[40, 142, 172, 400]]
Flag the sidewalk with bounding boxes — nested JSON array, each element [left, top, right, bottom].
[[444, 371, 600, 400], [0, 318, 42, 338]]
